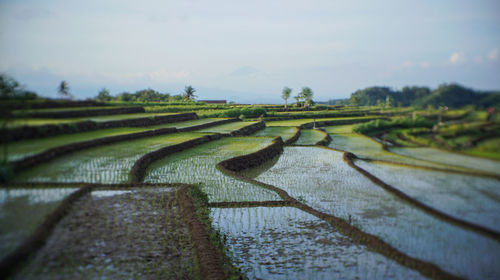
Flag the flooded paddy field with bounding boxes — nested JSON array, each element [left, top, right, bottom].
[[250, 146, 500, 279], [0, 187, 79, 259], [252, 126, 298, 143], [326, 125, 470, 170], [356, 161, 500, 232], [197, 121, 258, 134], [11, 132, 210, 183], [3, 109, 500, 279], [294, 129, 325, 145], [144, 137, 282, 202], [211, 206, 423, 280], [389, 147, 500, 175]]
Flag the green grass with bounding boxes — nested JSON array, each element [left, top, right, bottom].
[[13, 106, 120, 115], [11, 132, 210, 183], [465, 137, 500, 160], [197, 121, 257, 134], [6, 127, 151, 161], [252, 126, 298, 142], [326, 125, 467, 169], [6, 112, 179, 128], [265, 116, 374, 127], [294, 129, 326, 145], [147, 118, 228, 129], [144, 137, 282, 202]]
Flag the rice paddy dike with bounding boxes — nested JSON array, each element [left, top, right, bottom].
[[1, 104, 499, 279]]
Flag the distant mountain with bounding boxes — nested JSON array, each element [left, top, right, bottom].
[[349, 84, 500, 108]]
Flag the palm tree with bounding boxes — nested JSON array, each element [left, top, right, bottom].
[[300, 87, 313, 108], [183, 85, 197, 100], [281, 87, 292, 109], [294, 95, 301, 107], [58, 81, 72, 99]]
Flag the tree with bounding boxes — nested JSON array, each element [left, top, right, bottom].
[[58, 81, 72, 99], [281, 87, 292, 109], [350, 96, 359, 106], [385, 95, 393, 108], [96, 88, 111, 102], [183, 85, 197, 101], [0, 75, 32, 172], [300, 87, 313, 108], [294, 95, 301, 107]]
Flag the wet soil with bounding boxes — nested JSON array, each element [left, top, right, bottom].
[[16, 188, 198, 279]]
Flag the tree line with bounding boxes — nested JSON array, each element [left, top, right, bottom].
[[281, 86, 314, 109], [346, 84, 500, 109]]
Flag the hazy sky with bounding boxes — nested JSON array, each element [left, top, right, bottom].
[[1, 0, 499, 102]]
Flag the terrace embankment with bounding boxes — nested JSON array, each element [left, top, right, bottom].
[[177, 118, 239, 132], [314, 129, 332, 146], [0, 186, 92, 279], [229, 121, 266, 136], [284, 127, 301, 145], [12, 128, 177, 171], [2, 112, 198, 141], [299, 117, 384, 128], [24, 106, 145, 119], [342, 152, 500, 242], [10, 100, 103, 110], [130, 134, 222, 183], [218, 136, 284, 172], [178, 184, 238, 280]]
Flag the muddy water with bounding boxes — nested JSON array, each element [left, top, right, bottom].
[[252, 146, 500, 280], [357, 161, 500, 232], [211, 207, 424, 280]]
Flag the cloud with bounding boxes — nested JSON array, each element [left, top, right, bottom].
[[449, 52, 467, 64], [449, 52, 466, 64], [488, 48, 499, 60], [229, 66, 260, 76], [149, 70, 190, 82]]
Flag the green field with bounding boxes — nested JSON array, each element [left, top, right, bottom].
[[3, 104, 500, 279], [251, 126, 298, 142], [11, 132, 210, 183], [197, 121, 257, 134], [294, 129, 326, 145], [145, 137, 281, 202]]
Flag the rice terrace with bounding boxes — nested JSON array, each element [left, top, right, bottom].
[[0, 80, 499, 280], [1, 1, 500, 279]]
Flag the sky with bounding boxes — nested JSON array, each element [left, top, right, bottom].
[[1, 0, 499, 103]]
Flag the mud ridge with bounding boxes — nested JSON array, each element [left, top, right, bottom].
[[2, 112, 197, 141], [314, 129, 332, 146], [12, 127, 177, 171], [24, 106, 145, 119], [284, 127, 301, 145], [177, 184, 232, 280], [177, 118, 239, 132], [218, 136, 284, 172], [0, 185, 92, 279], [229, 121, 266, 136], [299, 117, 385, 129], [209, 201, 295, 208], [343, 152, 500, 242]]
